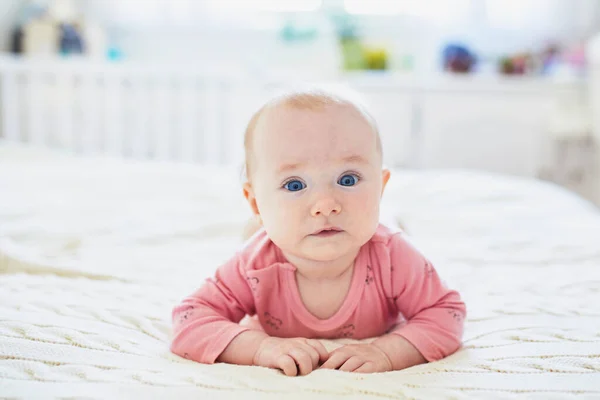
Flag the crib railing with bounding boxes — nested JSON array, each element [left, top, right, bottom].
[[0, 56, 421, 167], [0, 56, 289, 165], [10, 56, 592, 172]]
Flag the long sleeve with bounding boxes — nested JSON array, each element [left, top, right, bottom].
[[384, 234, 466, 362], [170, 254, 256, 364]]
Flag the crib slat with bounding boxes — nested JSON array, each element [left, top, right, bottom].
[[104, 74, 122, 156], [154, 77, 171, 161], [202, 79, 221, 165], [220, 81, 234, 165], [147, 76, 168, 161], [0, 68, 20, 142], [80, 73, 98, 154], [130, 76, 149, 159], [56, 72, 74, 151], [27, 72, 45, 146], [178, 78, 198, 163]]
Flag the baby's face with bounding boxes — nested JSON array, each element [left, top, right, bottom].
[[245, 103, 389, 263]]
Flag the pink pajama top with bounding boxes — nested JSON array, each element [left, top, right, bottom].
[[171, 224, 466, 364]]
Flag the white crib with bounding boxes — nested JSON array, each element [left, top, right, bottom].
[[0, 56, 292, 165]]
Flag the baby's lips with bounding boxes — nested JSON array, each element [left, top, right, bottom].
[[311, 226, 343, 235]]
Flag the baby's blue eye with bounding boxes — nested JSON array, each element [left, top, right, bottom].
[[338, 174, 359, 187], [284, 180, 306, 192]]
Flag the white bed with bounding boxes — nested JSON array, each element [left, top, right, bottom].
[[1, 142, 600, 399]]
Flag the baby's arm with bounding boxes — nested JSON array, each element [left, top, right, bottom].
[[171, 256, 328, 375], [380, 234, 466, 367], [216, 330, 269, 365], [320, 235, 464, 373], [170, 255, 257, 364]]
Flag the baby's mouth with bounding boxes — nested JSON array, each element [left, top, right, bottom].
[[310, 227, 343, 237]]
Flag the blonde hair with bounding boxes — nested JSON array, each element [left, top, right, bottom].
[[243, 86, 382, 180]]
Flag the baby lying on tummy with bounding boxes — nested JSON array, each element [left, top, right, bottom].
[[171, 87, 466, 376]]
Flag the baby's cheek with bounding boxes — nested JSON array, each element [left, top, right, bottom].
[[350, 192, 379, 219], [274, 197, 302, 222], [258, 195, 283, 227], [263, 198, 302, 245]]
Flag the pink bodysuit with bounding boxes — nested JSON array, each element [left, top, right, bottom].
[[171, 224, 466, 364]]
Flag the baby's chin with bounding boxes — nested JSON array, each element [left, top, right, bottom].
[[296, 242, 357, 263]]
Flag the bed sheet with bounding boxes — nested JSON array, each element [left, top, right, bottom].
[[1, 143, 600, 399]]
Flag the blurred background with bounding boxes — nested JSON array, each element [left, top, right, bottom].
[[1, 0, 599, 204]]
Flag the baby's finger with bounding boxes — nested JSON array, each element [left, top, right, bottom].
[[306, 339, 329, 363], [277, 354, 298, 377], [354, 361, 377, 373], [320, 351, 350, 370], [339, 356, 365, 372], [288, 348, 313, 376], [299, 343, 320, 368]]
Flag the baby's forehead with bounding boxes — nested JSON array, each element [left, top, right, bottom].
[[256, 101, 375, 138], [253, 103, 380, 163], [262, 100, 377, 141]]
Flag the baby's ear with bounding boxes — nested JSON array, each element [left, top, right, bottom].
[[381, 169, 391, 195], [243, 182, 260, 216]]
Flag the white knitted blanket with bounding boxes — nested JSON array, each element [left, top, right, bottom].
[[1, 143, 599, 399]]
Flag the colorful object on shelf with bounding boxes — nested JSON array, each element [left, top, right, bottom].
[[9, 0, 112, 60], [499, 53, 533, 75], [107, 46, 123, 61], [339, 37, 365, 70], [540, 44, 561, 74], [59, 23, 84, 55], [332, 12, 364, 70], [556, 43, 587, 76], [280, 19, 318, 43], [10, 1, 46, 54], [339, 40, 390, 71], [442, 43, 477, 73], [334, 16, 390, 71], [364, 47, 388, 70], [497, 42, 588, 77]]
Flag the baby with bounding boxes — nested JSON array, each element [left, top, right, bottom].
[[171, 87, 466, 376]]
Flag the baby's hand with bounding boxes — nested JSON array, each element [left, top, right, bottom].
[[253, 337, 328, 376], [320, 343, 393, 373]]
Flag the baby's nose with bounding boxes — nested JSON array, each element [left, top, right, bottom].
[[310, 197, 341, 217]]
